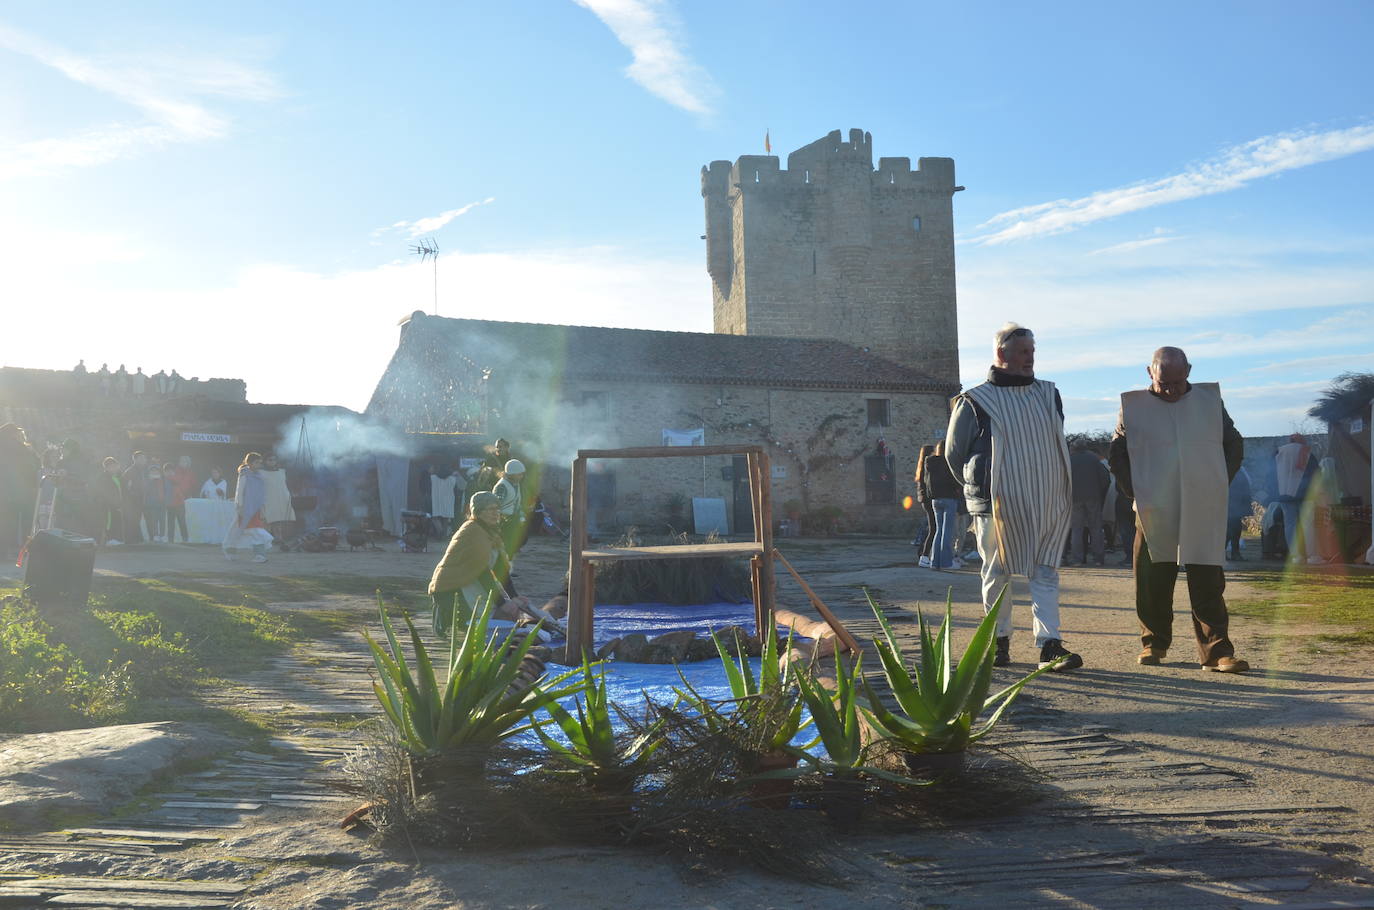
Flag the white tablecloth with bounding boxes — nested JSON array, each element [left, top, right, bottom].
[[185, 498, 237, 545]]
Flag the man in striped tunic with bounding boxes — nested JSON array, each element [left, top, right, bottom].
[[945, 323, 1083, 671]]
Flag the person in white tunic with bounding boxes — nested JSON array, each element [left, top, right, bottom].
[[945, 323, 1083, 671], [1107, 347, 1249, 673]]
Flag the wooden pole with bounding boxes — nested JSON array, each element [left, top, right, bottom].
[[772, 549, 862, 655], [567, 456, 589, 658], [757, 449, 777, 630]]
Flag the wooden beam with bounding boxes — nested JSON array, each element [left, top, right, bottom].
[[580, 541, 764, 561], [566, 456, 589, 658], [757, 449, 777, 628], [771, 549, 862, 655], [576, 444, 763, 460], [578, 561, 597, 659]]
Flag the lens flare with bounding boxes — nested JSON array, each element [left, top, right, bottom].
[[902, 495, 913, 510]]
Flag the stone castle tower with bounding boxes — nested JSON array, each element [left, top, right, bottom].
[[701, 128, 961, 385]]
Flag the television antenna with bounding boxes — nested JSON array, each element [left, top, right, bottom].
[[410, 237, 440, 315]]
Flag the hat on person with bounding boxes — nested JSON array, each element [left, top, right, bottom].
[[504, 459, 525, 475], [469, 491, 500, 513]]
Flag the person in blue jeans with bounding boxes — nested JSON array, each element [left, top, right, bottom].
[[924, 441, 963, 570]]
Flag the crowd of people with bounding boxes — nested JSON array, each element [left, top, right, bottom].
[[68, 360, 191, 398], [0, 427, 302, 561]]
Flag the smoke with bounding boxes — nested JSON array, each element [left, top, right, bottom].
[[275, 409, 416, 473]]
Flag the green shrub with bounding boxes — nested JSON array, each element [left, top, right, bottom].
[[0, 598, 105, 730]]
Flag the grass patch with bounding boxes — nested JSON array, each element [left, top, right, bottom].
[[1227, 566, 1374, 646], [0, 573, 361, 733]]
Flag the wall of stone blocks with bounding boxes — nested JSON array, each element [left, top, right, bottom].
[[702, 129, 960, 387], [494, 377, 952, 534]]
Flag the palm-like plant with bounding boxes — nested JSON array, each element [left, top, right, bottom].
[[365, 593, 584, 760], [861, 588, 1060, 757], [533, 657, 661, 791], [781, 652, 922, 785], [708, 625, 810, 757]]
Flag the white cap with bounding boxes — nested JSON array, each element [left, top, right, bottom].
[[504, 459, 525, 474]]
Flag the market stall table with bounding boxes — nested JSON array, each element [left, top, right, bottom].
[[184, 498, 236, 545]]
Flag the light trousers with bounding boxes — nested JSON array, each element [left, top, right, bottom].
[[974, 515, 1063, 646]]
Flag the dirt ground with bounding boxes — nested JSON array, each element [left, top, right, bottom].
[[3, 535, 1373, 908]]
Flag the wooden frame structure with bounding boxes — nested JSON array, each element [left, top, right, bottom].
[[566, 444, 776, 659]]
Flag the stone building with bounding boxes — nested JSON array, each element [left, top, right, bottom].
[[703, 128, 961, 385], [367, 129, 961, 532]]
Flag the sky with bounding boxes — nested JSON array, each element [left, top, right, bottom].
[[3, 0, 1373, 436]]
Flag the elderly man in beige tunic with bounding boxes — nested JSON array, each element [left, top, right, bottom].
[[1108, 347, 1249, 673]]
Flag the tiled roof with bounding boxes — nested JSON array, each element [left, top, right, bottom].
[[393, 312, 956, 394]]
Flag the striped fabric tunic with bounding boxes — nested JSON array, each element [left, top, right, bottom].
[[963, 378, 1072, 575]]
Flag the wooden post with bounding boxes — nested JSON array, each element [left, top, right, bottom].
[[772, 549, 862, 655], [567, 456, 590, 658], [756, 449, 777, 632], [750, 554, 764, 635]]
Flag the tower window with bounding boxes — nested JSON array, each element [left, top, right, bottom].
[[912, 216, 922, 233], [866, 398, 891, 428]]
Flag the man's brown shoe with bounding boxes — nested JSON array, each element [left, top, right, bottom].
[[1137, 648, 1166, 665], [1203, 656, 1250, 673]]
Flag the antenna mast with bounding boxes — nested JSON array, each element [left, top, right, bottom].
[[410, 237, 440, 315]]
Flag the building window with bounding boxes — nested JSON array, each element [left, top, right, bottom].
[[581, 390, 609, 420], [866, 398, 891, 428], [912, 215, 922, 233], [865, 453, 896, 505]]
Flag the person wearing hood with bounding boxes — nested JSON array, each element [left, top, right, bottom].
[[223, 453, 273, 563], [493, 459, 530, 555], [428, 491, 523, 637]]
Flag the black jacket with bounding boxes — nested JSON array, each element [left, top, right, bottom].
[[944, 367, 1065, 516]]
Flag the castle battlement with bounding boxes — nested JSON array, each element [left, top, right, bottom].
[[701, 129, 960, 386], [701, 129, 955, 195]]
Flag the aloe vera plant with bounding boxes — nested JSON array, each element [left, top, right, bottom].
[[861, 588, 1060, 757], [365, 593, 584, 757], [533, 656, 661, 790], [780, 651, 924, 785]]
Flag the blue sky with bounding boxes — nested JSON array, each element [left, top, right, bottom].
[[3, 0, 1373, 436]]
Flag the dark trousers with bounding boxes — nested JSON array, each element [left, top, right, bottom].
[[123, 498, 145, 543], [432, 589, 476, 638], [1225, 516, 1244, 558], [919, 500, 936, 558], [167, 504, 189, 542], [1134, 522, 1235, 665], [1070, 499, 1105, 564]]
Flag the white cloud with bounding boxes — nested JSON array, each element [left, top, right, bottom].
[[0, 23, 278, 179], [1089, 228, 1180, 256], [968, 122, 1374, 245], [1243, 350, 1374, 375], [373, 197, 496, 239], [573, 0, 718, 115]]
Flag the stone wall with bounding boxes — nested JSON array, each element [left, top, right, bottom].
[[702, 128, 960, 386], [489, 377, 950, 534]]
